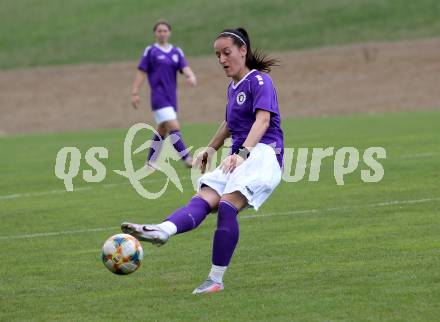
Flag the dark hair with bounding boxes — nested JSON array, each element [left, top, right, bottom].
[[216, 27, 278, 73], [153, 19, 171, 32]]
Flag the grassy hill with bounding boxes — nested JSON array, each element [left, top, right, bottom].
[[1, 0, 440, 69]]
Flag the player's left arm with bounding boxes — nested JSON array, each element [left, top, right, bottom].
[[242, 110, 270, 148], [182, 66, 197, 86]]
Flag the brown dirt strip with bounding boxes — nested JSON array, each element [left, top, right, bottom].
[[0, 38, 439, 134]]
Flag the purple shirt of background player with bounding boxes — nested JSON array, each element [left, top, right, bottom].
[[226, 69, 284, 167], [138, 44, 188, 111]]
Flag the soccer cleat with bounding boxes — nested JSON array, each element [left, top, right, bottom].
[[121, 222, 169, 246], [192, 278, 224, 294]]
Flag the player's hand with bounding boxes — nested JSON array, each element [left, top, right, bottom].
[[193, 148, 215, 174], [186, 76, 197, 87], [220, 154, 244, 174], [131, 93, 140, 109]]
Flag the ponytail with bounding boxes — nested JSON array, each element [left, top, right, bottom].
[[217, 27, 278, 73]]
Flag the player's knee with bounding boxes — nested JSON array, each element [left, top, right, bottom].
[[197, 187, 220, 209], [156, 123, 167, 137], [164, 120, 180, 133], [220, 192, 247, 210]]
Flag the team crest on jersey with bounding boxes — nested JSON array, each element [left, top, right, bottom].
[[236, 92, 246, 105], [172, 54, 179, 63]]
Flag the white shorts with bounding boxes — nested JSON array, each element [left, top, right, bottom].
[[197, 143, 282, 210], [153, 106, 177, 124]]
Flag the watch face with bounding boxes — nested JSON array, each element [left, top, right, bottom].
[[238, 148, 249, 159]]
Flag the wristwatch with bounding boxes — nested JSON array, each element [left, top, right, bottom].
[[235, 146, 251, 160]]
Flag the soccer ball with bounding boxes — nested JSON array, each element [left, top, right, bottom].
[[101, 233, 143, 275]]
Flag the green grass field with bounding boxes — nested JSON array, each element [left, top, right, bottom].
[[2, 1, 439, 320], [1, 0, 440, 69], [1, 111, 439, 321]]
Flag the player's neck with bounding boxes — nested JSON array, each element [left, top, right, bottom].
[[232, 67, 251, 84], [156, 41, 170, 49]]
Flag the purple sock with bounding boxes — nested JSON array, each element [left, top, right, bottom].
[[166, 196, 211, 234], [169, 130, 189, 160], [212, 201, 239, 266], [147, 133, 164, 163]]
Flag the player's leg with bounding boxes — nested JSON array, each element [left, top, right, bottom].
[[160, 186, 220, 234], [146, 122, 167, 165], [192, 191, 247, 294], [193, 144, 283, 294], [122, 163, 228, 244], [164, 119, 192, 167], [121, 186, 220, 246]]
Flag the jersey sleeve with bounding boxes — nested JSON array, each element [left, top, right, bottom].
[[176, 47, 188, 70], [251, 74, 278, 115], [137, 46, 152, 73]]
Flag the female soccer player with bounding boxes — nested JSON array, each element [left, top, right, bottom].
[[131, 20, 197, 168], [122, 27, 284, 294]]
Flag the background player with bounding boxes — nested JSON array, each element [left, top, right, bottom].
[[122, 27, 283, 294], [131, 19, 197, 168]]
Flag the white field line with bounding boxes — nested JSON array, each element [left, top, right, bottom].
[[0, 151, 438, 201], [1, 197, 438, 240], [0, 227, 119, 240], [0, 176, 190, 200], [399, 152, 439, 159], [241, 197, 440, 219], [0, 186, 94, 200]]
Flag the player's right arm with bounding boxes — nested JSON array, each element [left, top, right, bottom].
[[206, 120, 230, 150], [193, 121, 230, 173], [131, 46, 151, 109], [131, 70, 146, 109]]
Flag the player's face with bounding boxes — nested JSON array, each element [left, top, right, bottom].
[[214, 37, 247, 79], [154, 24, 171, 44]]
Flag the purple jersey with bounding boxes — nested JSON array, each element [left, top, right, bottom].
[[138, 44, 188, 111], [226, 70, 284, 167]]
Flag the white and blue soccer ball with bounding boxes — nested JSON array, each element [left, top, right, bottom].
[[101, 233, 143, 275]]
